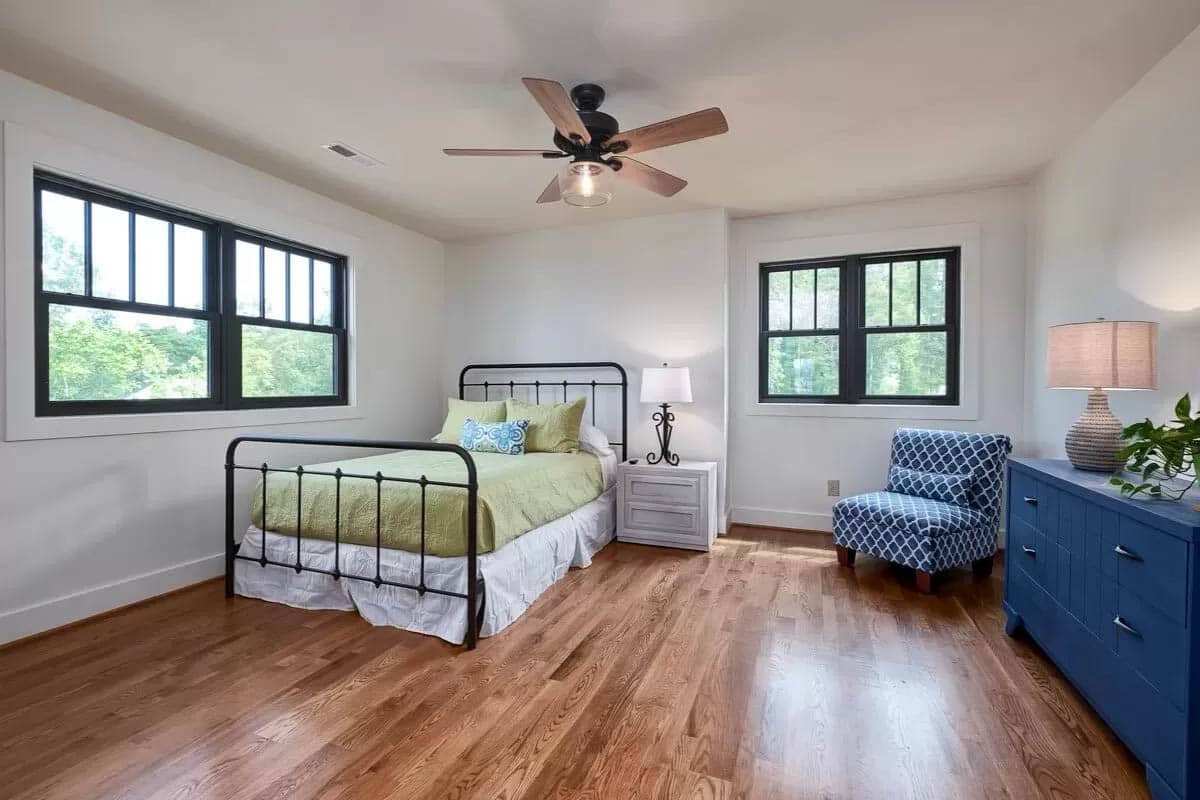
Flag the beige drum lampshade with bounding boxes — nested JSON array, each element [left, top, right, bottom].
[[1046, 320, 1158, 390]]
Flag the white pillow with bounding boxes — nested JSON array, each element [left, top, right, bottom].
[[579, 422, 613, 456]]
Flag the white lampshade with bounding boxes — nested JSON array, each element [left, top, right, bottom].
[[641, 366, 693, 403], [1046, 320, 1158, 390]]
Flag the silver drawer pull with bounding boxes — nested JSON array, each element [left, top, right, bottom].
[[1023, 496, 1038, 506], [1021, 545, 1037, 557], [1113, 544, 1142, 562], [1113, 616, 1142, 637]]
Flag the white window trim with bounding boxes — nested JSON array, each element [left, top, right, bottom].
[[740, 222, 981, 420], [2, 121, 362, 441]]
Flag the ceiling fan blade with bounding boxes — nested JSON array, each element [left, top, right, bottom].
[[607, 107, 728, 156], [443, 148, 561, 157], [611, 157, 688, 197], [536, 176, 561, 204], [521, 77, 591, 144]]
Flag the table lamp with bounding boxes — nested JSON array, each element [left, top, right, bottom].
[[1046, 319, 1158, 471], [640, 364, 692, 466]]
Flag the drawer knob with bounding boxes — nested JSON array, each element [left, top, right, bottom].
[[1113, 544, 1142, 562], [1113, 616, 1141, 637], [1021, 545, 1037, 557], [1023, 496, 1038, 507]]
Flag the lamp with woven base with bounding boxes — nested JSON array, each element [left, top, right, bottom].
[[1046, 319, 1158, 471]]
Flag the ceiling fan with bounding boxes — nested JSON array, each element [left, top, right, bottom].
[[444, 78, 728, 207]]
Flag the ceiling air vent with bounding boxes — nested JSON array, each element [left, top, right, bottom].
[[322, 141, 383, 168]]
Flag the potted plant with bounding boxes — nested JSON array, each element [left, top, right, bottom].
[[1110, 394, 1200, 506]]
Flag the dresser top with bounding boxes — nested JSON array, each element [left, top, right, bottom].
[[1012, 457, 1200, 532]]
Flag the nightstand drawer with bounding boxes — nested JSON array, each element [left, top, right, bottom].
[[623, 501, 703, 538], [622, 471, 704, 507]]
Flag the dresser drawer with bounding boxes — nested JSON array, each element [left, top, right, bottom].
[[1097, 644, 1187, 795], [622, 501, 703, 538], [1009, 564, 1062, 660], [622, 471, 704, 507], [1110, 587, 1188, 710], [1009, 518, 1044, 588], [1008, 469, 1042, 529], [1114, 517, 1189, 626]]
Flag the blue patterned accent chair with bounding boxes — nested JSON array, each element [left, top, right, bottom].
[[832, 428, 1013, 593]]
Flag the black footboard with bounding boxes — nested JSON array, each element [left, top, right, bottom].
[[225, 435, 482, 648]]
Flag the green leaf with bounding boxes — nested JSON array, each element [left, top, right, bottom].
[[1176, 393, 1192, 421]]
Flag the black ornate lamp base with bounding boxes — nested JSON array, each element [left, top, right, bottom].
[[646, 403, 679, 466]]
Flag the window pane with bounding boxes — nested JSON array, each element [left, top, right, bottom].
[[263, 248, 286, 320], [134, 215, 169, 305], [766, 335, 839, 396], [91, 204, 130, 301], [865, 332, 947, 396], [919, 259, 946, 325], [40, 191, 85, 294], [174, 225, 205, 310], [47, 304, 209, 401], [790, 270, 814, 329], [289, 254, 311, 323], [816, 267, 840, 329], [241, 325, 335, 397], [891, 261, 917, 325], [864, 263, 890, 327], [766, 270, 790, 330], [313, 260, 332, 325], [236, 240, 261, 316]]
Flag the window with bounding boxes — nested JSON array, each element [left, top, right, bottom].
[[34, 173, 347, 415], [760, 248, 959, 405]]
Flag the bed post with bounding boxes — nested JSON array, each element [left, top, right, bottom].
[[464, 454, 480, 650], [224, 437, 241, 598]]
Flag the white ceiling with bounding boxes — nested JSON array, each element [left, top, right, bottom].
[[1, 1, 1197, 240]]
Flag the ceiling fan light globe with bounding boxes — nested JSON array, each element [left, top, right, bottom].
[[559, 161, 613, 207]]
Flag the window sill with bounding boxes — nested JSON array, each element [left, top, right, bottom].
[[4, 403, 363, 442], [745, 401, 978, 421]]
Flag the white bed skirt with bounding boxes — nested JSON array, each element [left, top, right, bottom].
[[234, 487, 615, 644]]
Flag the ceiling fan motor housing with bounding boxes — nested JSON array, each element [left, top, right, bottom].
[[553, 83, 620, 159]]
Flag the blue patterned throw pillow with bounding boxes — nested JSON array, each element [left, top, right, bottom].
[[886, 465, 972, 507], [460, 418, 530, 455]]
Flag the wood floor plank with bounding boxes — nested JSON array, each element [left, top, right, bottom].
[[0, 527, 1153, 799]]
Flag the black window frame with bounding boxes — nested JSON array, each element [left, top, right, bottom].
[[759, 247, 960, 405], [34, 171, 349, 416]]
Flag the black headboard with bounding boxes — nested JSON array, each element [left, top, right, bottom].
[[458, 362, 628, 461]]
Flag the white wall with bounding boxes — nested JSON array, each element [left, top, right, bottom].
[[1026, 27, 1200, 454], [728, 186, 1028, 531], [0, 70, 445, 644], [443, 210, 729, 513]]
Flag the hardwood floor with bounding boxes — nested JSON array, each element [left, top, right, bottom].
[[0, 526, 1149, 799]]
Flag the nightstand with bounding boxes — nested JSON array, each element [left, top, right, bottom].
[[617, 460, 719, 551]]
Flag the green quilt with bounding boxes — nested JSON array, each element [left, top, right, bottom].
[[249, 449, 603, 556]]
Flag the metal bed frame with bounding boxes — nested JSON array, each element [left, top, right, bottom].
[[225, 361, 628, 649]]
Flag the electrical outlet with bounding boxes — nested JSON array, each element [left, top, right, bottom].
[[827, 479, 840, 497]]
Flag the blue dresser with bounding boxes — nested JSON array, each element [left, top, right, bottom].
[[1004, 459, 1200, 800]]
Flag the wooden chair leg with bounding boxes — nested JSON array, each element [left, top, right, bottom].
[[915, 570, 934, 594], [972, 555, 995, 578], [836, 545, 856, 567]]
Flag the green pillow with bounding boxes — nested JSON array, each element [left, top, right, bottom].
[[440, 398, 506, 442], [505, 397, 586, 453]]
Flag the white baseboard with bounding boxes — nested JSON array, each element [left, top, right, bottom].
[[731, 506, 833, 532], [0, 552, 223, 646]]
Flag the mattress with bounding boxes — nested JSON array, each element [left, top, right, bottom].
[[250, 448, 614, 556], [235, 487, 616, 644]]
